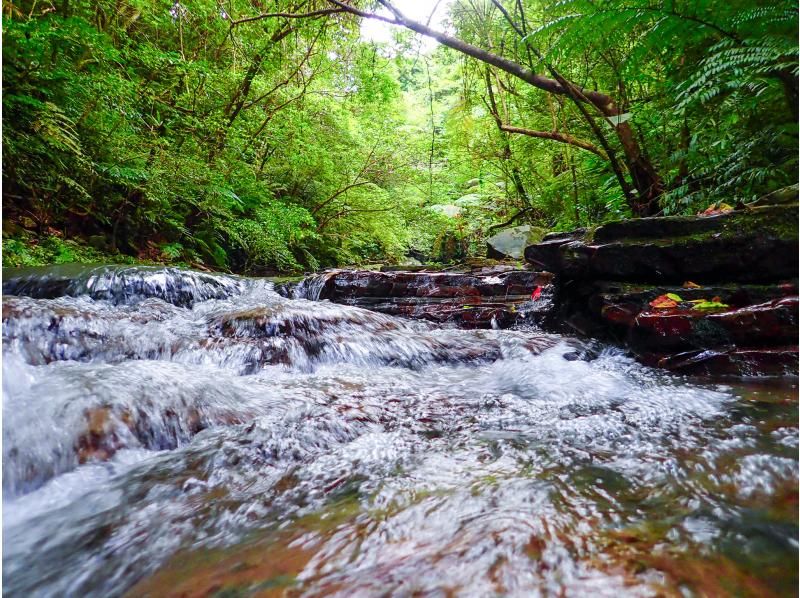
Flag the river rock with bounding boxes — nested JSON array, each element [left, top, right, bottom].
[[294, 268, 555, 328], [3, 264, 247, 307], [649, 347, 799, 376], [464, 178, 480, 189], [564, 282, 799, 375], [525, 205, 798, 283], [523, 204, 799, 376], [486, 225, 547, 260], [628, 297, 798, 352]]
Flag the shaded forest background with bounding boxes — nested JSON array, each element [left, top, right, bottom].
[[2, 0, 797, 273]]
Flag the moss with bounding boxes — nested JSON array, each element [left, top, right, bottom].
[[725, 204, 799, 238], [692, 318, 732, 347], [583, 224, 599, 244], [588, 204, 798, 246], [2, 233, 140, 268], [266, 274, 306, 285]]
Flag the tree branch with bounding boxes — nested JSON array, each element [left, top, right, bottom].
[[499, 124, 607, 159], [327, 0, 619, 113], [311, 180, 373, 215], [486, 208, 531, 231], [312, 141, 381, 215], [231, 7, 345, 26]]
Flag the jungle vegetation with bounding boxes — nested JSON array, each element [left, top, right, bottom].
[[2, 0, 797, 272]]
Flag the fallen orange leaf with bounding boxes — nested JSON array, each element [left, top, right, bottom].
[[649, 295, 678, 309], [699, 202, 734, 216]]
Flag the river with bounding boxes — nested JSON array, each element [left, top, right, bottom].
[[2, 265, 797, 596]]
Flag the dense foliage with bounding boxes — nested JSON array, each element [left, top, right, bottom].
[[3, 0, 797, 271]]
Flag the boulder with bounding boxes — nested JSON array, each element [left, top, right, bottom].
[[525, 205, 798, 283], [627, 297, 798, 353], [486, 225, 547, 260], [523, 205, 799, 376], [454, 194, 483, 208], [427, 204, 461, 218], [464, 178, 481, 189]]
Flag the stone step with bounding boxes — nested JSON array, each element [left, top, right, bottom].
[[525, 205, 798, 283], [296, 269, 555, 329]]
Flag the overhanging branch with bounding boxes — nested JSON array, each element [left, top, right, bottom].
[[231, 8, 345, 26], [499, 125, 607, 159]]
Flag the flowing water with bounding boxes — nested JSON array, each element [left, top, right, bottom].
[[2, 265, 797, 597]]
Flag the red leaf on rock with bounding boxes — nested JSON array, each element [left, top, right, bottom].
[[649, 294, 678, 309], [699, 202, 734, 216], [531, 286, 542, 301]]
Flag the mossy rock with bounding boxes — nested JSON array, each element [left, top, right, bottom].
[[525, 205, 798, 283]]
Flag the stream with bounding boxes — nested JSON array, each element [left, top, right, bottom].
[[2, 265, 797, 597]]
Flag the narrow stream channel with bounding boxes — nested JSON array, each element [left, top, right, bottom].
[[3, 265, 797, 596]]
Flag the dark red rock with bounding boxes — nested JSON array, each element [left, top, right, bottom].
[[593, 281, 799, 311], [651, 347, 799, 376], [522, 205, 799, 375], [628, 297, 798, 353], [305, 269, 555, 328], [600, 303, 643, 327]]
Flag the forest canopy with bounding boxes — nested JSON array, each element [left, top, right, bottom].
[[3, 0, 797, 272]]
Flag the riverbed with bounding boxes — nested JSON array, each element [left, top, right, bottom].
[[3, 266, 797, 596]]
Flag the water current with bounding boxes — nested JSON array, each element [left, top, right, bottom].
[[2, 265, 797, 597]]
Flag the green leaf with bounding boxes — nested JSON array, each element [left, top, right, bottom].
[[692, 300, 730, 310]]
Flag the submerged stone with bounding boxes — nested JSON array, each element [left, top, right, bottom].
[[2, 264, 248, 307]]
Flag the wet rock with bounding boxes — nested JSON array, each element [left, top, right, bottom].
[[525, 205, 798, 284], [524, 206, 799, 376], [295, 269, 555, 328], [323, 270, 550, 300], [207, 302, 559, 367], [3, 264, 248, 307], [3, 294, 294, 372], [582, 288, 799, 376], [76, 404, 215, 464], [4, 290, 558, 375], [211, 304, 401, 340], [749, 183, 798, 207], [592, 281, 798, 314], [2, 295, 181, 365], [628, 297, 798, 353], [651, 347, 799, 376]]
